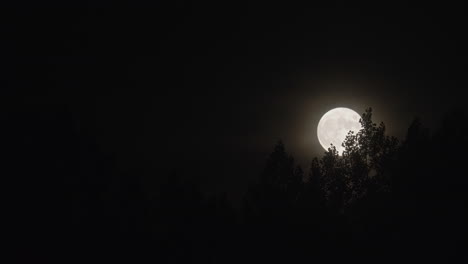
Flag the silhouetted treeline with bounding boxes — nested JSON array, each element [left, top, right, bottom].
[[6, 106, 468, 263]]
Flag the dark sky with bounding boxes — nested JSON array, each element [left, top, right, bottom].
[[2, 2, 466, 202]]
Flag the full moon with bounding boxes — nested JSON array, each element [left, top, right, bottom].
[[317, 107, 362, 155]]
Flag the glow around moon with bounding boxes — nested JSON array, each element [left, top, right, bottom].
[[317, 107, 362, 155]]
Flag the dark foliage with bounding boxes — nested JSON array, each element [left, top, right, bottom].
[[6, 107, 468, 263]]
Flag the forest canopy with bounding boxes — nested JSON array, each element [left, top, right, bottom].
[[8, 107, 468, 263]]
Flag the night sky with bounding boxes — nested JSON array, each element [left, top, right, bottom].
[[3, 2, 466, 203]]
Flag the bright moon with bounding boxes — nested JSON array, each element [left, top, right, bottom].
[[317, 107, 362, 155]]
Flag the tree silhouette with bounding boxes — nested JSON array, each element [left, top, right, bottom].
[[11, 106, 468, 262], [311, 108, 399, 214], [245, 140, 302, 221]]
